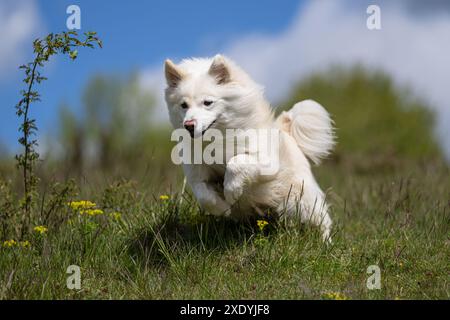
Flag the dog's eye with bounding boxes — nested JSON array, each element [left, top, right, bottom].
[[180, 102, 189, 109], [203, 100, 213, 106]]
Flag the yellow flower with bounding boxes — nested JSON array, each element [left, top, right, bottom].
[[159, 195, 169, 201], [111, 212, 122, 221], [33, 225, 48, 235], [69, 200, 105, 216], [257, 219, 269, 231], [3, 239, 17, 247], [20, 240, 31, 248], [68, 200, 97, 211], [80, 208, 104, 216], [323, 291, 348, 300]]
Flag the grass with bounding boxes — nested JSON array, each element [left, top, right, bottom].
[[1, 159, 448, 299], [1, 67, 448, 299]]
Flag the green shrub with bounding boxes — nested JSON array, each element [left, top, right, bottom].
[[281, 66, 442, 162]]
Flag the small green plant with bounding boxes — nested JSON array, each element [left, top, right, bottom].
[[15, 31, 102, 237]]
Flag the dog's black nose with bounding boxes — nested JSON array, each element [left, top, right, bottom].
[[184, 123, 195, 137]]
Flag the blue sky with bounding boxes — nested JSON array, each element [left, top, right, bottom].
[[0, 0, 303, 151], [1, 0, 450, 158]]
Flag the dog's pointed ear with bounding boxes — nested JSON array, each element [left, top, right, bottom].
[[209, 55, 231, 85], [165, 59, 184, 88]]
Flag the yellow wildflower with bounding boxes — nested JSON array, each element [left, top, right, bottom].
[[3, 239, 17, 247], [68, 200, 97, 211], [159, 195, 169, 201], [257, 219, 269, 231], [323, 291, 348, 300], [111, 212, 122, 221], [20, 240, 31, 248], [33, 225, 48, 235], [80, 208, 104, 216]]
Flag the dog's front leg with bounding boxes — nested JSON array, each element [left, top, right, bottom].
[[224, 153, 276, 204], [191, 182, 231, 216]]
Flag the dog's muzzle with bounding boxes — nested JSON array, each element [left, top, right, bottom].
[[184, 119, 196, 137], [183, 119, 216, 138]]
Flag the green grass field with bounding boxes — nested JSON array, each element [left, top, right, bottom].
[[1, 67, 449, 300], [1, 159, 448, 299]]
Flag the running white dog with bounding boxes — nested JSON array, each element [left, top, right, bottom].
[[164, 55, 335, 242]]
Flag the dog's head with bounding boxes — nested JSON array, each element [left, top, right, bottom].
[[164, 55, 262, 138]]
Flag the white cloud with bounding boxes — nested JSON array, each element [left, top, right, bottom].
[[0, 0, 43, 78], [141, 0, 450, 158]]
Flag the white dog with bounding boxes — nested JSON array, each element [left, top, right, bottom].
[[164, 55, 335, 242]]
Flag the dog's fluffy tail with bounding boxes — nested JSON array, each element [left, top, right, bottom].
[[276, 99, 335, 165]]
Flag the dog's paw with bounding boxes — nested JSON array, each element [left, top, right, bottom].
[[200, 195, 232, 217], [216, 198, 232, 216], [224, 183, 243, 204]]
